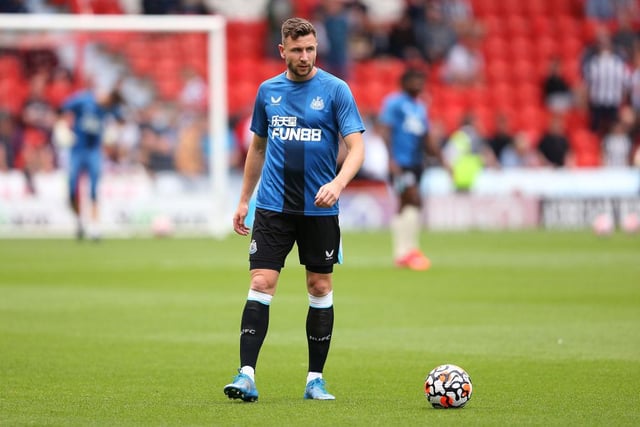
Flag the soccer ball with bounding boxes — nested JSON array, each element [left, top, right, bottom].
[[424, 364, 473, 408], [151, 214, 174, 238], [621, 212, 640, 234], [592, 213, 614, 236]]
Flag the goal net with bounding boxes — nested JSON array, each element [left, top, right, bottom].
[[0, 13, 231, 238]]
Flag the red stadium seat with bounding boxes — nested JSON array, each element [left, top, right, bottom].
[[507, 36, 534, 62], [482, 35, 509, 61], [497, 0, 524, 17], [472, 0, 499, 17], [510, 61, 538, 86], [505, 14, 530, 38], [228, 80, 258, 116], [486, 59, 510, 84], [523, 0, 548, 17], [534, 35, 558, 63], [488, 82, 516, 110], [515, 106, 547, 133]]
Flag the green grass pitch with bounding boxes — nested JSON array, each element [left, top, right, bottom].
[[1, 230, 639, 426]]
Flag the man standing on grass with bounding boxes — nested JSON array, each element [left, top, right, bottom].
[[223, 17, 365, 402], [58, 86, 124, 241]]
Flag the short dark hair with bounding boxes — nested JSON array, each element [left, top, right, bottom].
[[401, 68, 426, 85], [281, 17, 316, 43]]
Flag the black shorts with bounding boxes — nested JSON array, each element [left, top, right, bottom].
[[389, 166, 424, 194], [249, 208, 341, 274]]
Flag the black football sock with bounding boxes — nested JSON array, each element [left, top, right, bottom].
[[239, 300, 269, 369], [306, 306, 334, 373]]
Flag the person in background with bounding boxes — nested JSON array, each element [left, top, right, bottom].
[[223, 17, 365, 402], [58, 85, 125, 240], [542, 58, 574, 114], [602, 114, 634, 167], [379, 68, 435, 271], [487, 112, 515, 163], [442, 112, 497, 191], [499, 131, 543, 168], [536, 113, 574, 168], [582, 28, 630, 136], [441, 23, 485, 86], [0, 111, 18, 171], [19, 71, 58, 193]]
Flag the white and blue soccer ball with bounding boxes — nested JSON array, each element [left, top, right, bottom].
[[424, 364, 473, 408]]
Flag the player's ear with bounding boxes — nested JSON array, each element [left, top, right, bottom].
[[278, 44, 285, 59]]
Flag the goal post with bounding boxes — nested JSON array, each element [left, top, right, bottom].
[[0, 13, 230, 237]]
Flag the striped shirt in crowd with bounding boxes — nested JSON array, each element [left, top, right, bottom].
[[583, 50, 630, 107]]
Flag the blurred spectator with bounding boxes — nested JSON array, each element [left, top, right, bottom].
[[315, 0, 350, 79], [629, 51, 640, 135], [612, 13, 638, 63], [633, 140, 640, 167], [175, 114, 207, 177], [413, 1, 458, 63], [178, 66, 207, 113], [19, 71, 58, 191], [438, 0, 474, 34], [345, 0, 379, 61], [386, 9, 421, 60], [139, 125, 175, 174], [487, 112, 514, 162], [585, 0, 617, 21], [266, 0, 294, 58], [585, 0, 639, 23], [442, 112, 497, 192], [138, 102, 177, 175], [536, 114, 574, 167], [178, 0, 212, 14], [542, 58, 574, 114], [602, 117, 634, 166], [0, 0, 28, 12], [142, 0, 180, 14], [582, 29, 630, 135], [500, 132, 543, 168], [0, 111, 19, 171], [440, 24, 484, 86]]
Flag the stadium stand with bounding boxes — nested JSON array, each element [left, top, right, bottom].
[[2, 0, 640, 172]]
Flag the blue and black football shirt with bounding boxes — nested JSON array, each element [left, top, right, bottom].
[[378, 91, 429, 169], [251, 68, 365, 216]]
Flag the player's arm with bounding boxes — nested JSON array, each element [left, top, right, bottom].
[[233, 133, 267, 235], [314, 131, 365, 208]]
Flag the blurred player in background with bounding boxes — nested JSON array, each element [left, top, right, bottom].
[[224, 17, 365, 402], [56, 86, 124, 240], [379, 68, 438, 271]]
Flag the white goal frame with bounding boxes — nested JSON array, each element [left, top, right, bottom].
[[0, 13, 229, 237]]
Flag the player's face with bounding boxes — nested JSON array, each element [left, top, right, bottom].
[[404, 76, 425, 98], [279, 34, 317, 81]]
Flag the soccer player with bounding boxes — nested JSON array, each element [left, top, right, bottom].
[[224, 17, 365, 402], [378, 68, 435, 271], [59, 86, 124, 240]]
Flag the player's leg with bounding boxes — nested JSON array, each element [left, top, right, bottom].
[[303, 269, 335, 400], [86, 148, 102, 240], [298, 215, 339, 400], [392, 168, 430, 270], [224, 209, 295, 402], [68, 152, 83, 239]]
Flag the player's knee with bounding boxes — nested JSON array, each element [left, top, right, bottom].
[[249, 269, 278, 293], [306, 272, 332, 296]]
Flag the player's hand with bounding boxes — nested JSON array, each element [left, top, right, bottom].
[[314, 181, 342, 208], [233, 203, 251, 236]]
